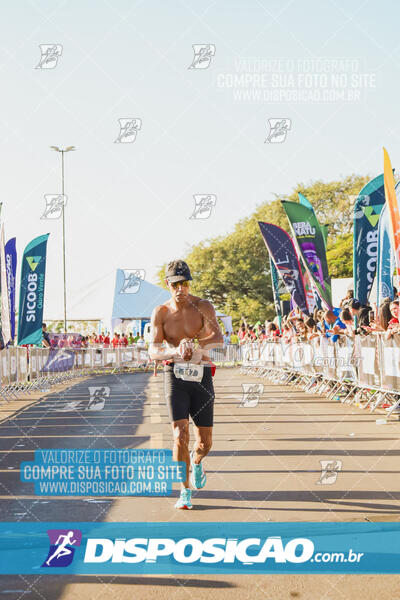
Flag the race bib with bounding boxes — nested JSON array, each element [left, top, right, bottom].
[[174, 363, 204, 382]]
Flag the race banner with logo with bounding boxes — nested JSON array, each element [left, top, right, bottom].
[[383, 148, 400, 287], [353, 173, 385, 305], [17, 233, 49, 346], [5, 237, 17, 341], [258, 221, 309, 315], [281, 200, 332, 308], [377, 202, 395, 305], [298, 192, 328, 248], [0, 225, 11, 346]]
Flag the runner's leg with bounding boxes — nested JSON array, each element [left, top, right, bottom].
[[172, 419, 190, 488], [192, 425, 212, 464]]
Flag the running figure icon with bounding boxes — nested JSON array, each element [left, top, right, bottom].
[[45, 531, 77, 566]]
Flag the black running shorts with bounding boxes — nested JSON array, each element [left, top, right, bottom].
[[163, 364, 215, 427]]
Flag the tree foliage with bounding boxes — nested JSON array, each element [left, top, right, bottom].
[[156, 174, 370, 326]]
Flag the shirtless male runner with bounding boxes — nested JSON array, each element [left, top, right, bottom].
[[148, 260, 224, 509]]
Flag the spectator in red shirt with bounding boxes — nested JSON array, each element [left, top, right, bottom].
[[238, 325, 246, 343], [387, 300, 400, 339], [121, 333, 128, 347], [111, 333, 120, 348], [266, 322, 280, 340], [103, 333, 110, 348]]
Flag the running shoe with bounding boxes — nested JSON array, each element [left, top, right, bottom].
[[174, 488, 193, 510], [190, 450, 207, 489]]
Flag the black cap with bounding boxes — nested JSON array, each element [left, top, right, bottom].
[[165, 260, 192, 283], [350, 299, 361, 310]]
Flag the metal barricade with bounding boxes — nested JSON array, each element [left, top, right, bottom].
[[378, 333, 400, 392], [354, 334, 380, 388], [225, 344, 241, 364], [259, 341, 275, 367], [1, 349, 9, 386], [335, 336, 357, 382]]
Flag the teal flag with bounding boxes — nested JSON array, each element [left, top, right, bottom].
[[282, 200, 332, 307], [353, 173, 386, 305], [17, 234, 49, 346]]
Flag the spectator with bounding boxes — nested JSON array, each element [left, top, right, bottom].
[[387, 300, 400, 339], [112, 333, 120, 348], [377, 298, 393, 331], [349, 299, 372, 332], [230, 330, 239, 344], [340, 289, 354, 308], [323, 310, 346, 342], [121, 333, 128, 347], [103, 333, 110, 347], [266, 322, 279, 340], [137, 335, 146, 349], [223, 331, 231, 345], [128, 331, 134, 345], [339, 308, 355, 337], [42, 323, 50, 348], [305, 316, 319, 340], [295, 319, 308, 342]]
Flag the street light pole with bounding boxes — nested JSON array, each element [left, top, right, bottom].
[[50, 145, 76, 334]]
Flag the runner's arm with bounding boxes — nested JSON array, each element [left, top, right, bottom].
[[197, 300, 224, 351], [148, 306, 179, 361]]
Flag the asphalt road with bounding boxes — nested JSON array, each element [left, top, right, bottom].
[[1, 367, 400, 599]]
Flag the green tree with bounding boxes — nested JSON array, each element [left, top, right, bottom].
[[156, 174, 370, 326]]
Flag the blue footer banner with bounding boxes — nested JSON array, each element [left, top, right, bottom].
[[1, 522, 400, 574]]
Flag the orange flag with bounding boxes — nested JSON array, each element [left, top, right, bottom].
[[383, 148, 400, 283]]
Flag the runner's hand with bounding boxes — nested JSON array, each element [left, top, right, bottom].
[[178, 338, 194, 361]]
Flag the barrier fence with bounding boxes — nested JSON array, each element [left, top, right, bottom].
[[3, 338, 397, 416], [241, 333, 400, 418], [0, 345, 151, 402], [0, 344, 243, 402]]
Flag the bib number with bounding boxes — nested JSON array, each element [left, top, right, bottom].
[[174, 363, 204, 382]]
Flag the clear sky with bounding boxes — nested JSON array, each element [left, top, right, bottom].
[[1, 0, 399, 321]]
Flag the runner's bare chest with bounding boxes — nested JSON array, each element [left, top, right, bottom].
[[162, 302, 204, 346]]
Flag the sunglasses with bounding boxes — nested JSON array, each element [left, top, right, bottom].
[[169, 280, 190, 289]]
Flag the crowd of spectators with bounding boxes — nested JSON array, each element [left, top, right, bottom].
[[224, 289, 400, 347], [42, 325, 147, 349], [41, 291, 400, 350]]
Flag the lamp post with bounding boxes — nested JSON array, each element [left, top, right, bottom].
[[49, 145, 76, 333]]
